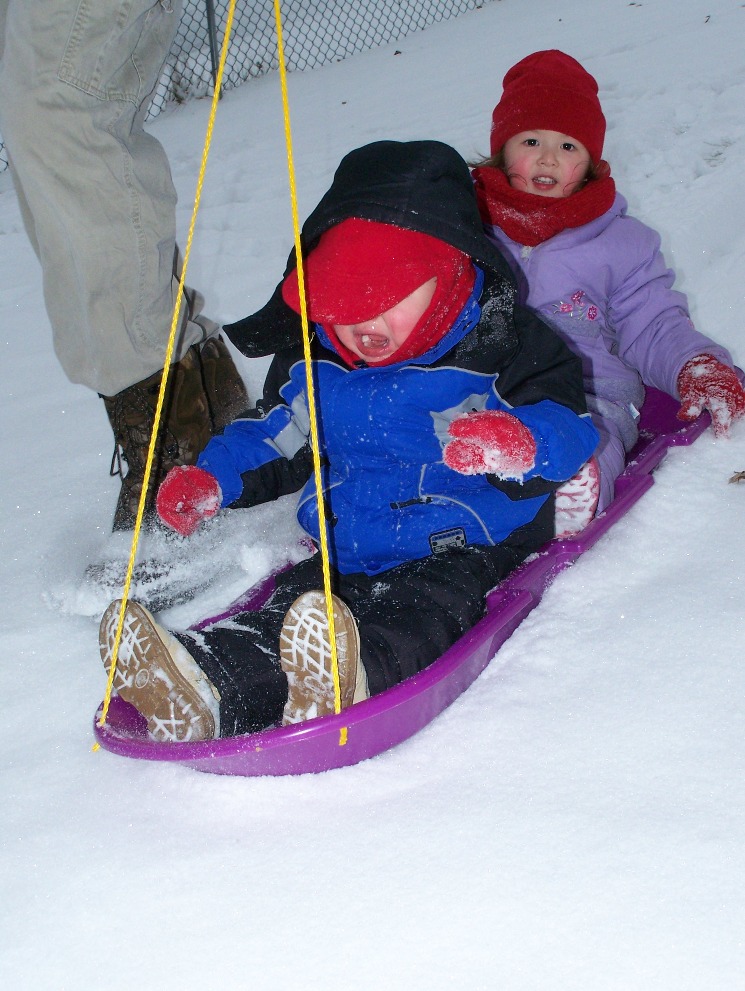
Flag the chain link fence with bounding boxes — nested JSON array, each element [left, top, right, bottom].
[[1, 0, 492, 172]]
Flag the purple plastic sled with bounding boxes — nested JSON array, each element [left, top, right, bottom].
[[93, 389, 710, 775]]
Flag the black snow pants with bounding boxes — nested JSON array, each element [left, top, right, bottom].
[[176, 501, 552, 736]]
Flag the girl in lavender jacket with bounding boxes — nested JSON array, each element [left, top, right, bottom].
[[471, 50, 745, 533]]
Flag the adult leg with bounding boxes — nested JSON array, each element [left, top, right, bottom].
[[0, 0, 199, 391], [0, 1, 249, 527]]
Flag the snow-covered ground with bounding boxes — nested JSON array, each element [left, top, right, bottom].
[[1, 1, 744, 987]]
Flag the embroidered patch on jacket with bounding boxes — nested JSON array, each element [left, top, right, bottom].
[[553, 289, 598, 321]]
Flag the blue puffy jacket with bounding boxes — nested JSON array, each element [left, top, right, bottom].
[[200, 264, 599, 575]]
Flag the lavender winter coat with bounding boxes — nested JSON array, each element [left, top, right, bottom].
[[483, 192, 732, 507]]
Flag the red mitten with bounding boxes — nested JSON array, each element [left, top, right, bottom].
[[677, 354, 745, 437], [443, 409, 537, 478], [156, 465, 222, 536]]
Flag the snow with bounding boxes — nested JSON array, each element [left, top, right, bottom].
[[1, 0, 744, 986]]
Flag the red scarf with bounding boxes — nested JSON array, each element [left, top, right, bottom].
[[471, 164, 616, 247], [322, 258, 476, 368]]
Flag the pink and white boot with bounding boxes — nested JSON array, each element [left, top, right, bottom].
[[554, 456, 601, 539]]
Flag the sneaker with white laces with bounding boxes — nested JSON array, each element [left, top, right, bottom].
[[554, 455, 601, 539], [279, 591, 360, 725], [99, 599, 221, 742]]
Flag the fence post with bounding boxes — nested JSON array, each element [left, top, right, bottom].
[[205, 0, 222, 97]]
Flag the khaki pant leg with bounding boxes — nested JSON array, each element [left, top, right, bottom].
[[0, 1, 8, 60], [0, 0, 213, 395]]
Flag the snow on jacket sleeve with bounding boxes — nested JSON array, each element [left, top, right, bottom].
[[606, 216, 733, 395]]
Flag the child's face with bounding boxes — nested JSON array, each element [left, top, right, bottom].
[[332, 278, 437, 363], [502, 129, 591, 198]]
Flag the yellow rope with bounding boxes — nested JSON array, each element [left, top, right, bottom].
[[273, 0, 343, 717], [96, 0, 239, 737]]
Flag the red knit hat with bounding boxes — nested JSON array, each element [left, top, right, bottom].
[[490, 50, 606, 163], [282, 218, 468, 324]]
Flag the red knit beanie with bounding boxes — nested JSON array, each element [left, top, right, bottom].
[[282, 218, 468, 324], [490, 50, 606, 163]]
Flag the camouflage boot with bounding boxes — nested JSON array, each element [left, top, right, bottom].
[[199, 336, 252, 431], [103, 340, 248, 531], [173, 243, 251, 432]]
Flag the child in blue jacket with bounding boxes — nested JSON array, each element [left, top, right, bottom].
[[99, 140, 599, 742]]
